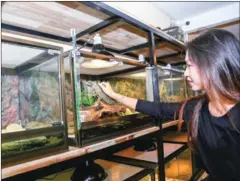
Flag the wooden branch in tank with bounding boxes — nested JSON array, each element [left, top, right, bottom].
[[81, 101, 127, 121]]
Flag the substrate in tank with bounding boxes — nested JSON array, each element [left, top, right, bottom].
[[2, 57, 62, 132], [64, 72, 146, 124], [78, 77, 146, 122], [2, 135, 64, 159], [1, 42, 66, 161]]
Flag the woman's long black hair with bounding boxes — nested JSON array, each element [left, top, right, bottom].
[[178, 29, 240, 150]]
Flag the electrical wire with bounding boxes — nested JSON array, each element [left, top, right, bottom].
[[76, 34, 96, 51]]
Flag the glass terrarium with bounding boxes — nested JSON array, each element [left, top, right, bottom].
[[159, 64, 203, 99], [165, 148, 193, 181], [1, 39, 68, 166], [63, 50, 156, 147], [158, 68, 187, 103]]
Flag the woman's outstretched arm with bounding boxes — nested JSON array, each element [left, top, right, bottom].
[[99, 82, 138, 110], [98, 82, 183, 120]]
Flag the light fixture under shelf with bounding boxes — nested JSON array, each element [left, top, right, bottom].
[[81, 59, 122, 69], [80, 33, 123, 69]]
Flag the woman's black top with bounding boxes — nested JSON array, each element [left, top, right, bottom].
[[136, 99, 240, 181]]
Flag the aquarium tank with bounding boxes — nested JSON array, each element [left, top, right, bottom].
[[158, 68, 187, 103], [63, 50, 156, 146], [1, 40, 68, 166]]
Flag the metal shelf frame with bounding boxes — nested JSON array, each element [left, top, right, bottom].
[[2, 130, 159, 181], [2, 2, 186, 66], [1, 2, 188, 181]]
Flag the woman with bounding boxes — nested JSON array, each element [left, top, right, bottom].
[[99, 29, 240, 181]]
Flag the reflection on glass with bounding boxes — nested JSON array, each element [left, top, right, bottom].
[[18, 57, 61, 128], [64, 57, 75, 136], [1, 41, 65, 163], [64, 51, 154, 146], [159, 69, 187, 102], [165, 149, 192, 181], [160, 77, 186, 102], [70, 74, 147, 123]]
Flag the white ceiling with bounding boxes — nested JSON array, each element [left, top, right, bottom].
[[152, 2, 239, 38], [152, 2, 236, 21]]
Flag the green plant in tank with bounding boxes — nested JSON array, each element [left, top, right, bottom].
[[80, 93, 97, 107], [1, 136, 64, 158], [79, 80, 97, 107]]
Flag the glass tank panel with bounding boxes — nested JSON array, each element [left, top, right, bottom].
[[158, 69, 187, 102], [79, 72, 147, 122], [165, 148, 193, 181], [64, 50, 155, 146], [63, 56, 75, 138], [80, 70, 153, 146], [2, 136, 64, 160], [18, 56, 62, 128], [1, 41, 67, 165]]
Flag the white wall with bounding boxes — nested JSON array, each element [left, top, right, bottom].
[[104, 2, 172, 29], [178, 2, 240, 33]]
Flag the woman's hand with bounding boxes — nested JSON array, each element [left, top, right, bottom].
[[98, 82, 116, 99], [99, 82, 138, 110]]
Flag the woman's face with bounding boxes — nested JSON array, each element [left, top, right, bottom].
[[184, 51, 204, 91]]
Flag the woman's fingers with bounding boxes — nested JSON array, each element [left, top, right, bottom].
[[99, 82, 110, 90], [102, 82, 109, 87], [98, 82, 103, 88], [98, 83, 106, 90]]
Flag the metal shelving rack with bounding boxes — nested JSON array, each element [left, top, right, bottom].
[[1, 2, 190, 181]]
